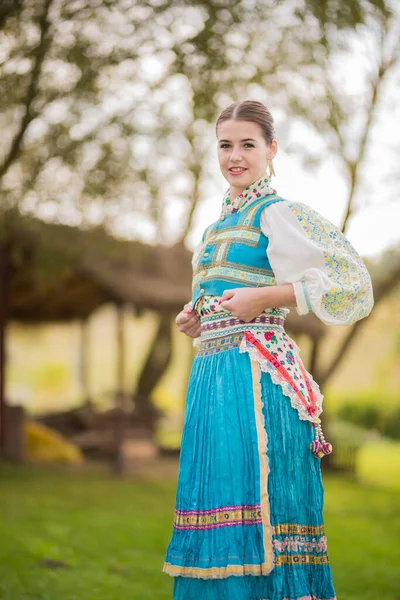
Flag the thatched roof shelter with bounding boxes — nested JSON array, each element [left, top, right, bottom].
[[2, 209, 193, 322]]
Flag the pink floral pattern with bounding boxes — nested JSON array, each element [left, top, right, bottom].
[[196, 295, 225, 316], [264, 331, 277, 343], [221, 174, 276, 216]]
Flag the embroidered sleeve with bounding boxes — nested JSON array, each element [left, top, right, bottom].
[[260, 201, 374, 326]]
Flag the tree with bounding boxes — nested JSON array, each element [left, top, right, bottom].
[[1, 0, 399, 429], [277, 1, 400, 387]]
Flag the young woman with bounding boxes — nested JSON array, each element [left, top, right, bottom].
[[163, 100, 373, 600]]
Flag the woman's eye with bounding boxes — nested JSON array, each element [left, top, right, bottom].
[[219, 143, 254, 149]]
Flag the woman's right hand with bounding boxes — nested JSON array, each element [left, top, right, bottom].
[[175, 304, 201, 338]]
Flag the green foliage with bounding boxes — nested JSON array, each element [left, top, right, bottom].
[[337, 396, 400, 440], [383, 407, 400, 439], [327, 388, 400, 411], [324, 420, 400, 484], [339, 402, 382, 429], [0, 463, 399, 599], [0, 0, 396, 243], [329, 418, 370, 447]]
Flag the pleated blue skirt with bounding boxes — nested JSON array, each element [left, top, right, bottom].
[[163, 344, 336, 600]]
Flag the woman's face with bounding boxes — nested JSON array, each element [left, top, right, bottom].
[[217, 119, 277, 193]]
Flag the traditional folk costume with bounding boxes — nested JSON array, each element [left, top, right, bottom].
[[163, 174, 373, 600]]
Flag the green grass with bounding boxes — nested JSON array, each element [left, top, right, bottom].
[[0, 463, 399, 600]]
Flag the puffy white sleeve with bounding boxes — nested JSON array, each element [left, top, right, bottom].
[[260, 201, 374, 326]]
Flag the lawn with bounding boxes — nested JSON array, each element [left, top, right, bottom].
[[0, 462, 399, 600]]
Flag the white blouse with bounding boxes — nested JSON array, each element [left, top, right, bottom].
[[260, 201, 374, 325], [192, 200, 374, 326]]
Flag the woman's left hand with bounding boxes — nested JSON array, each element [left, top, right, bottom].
[[219, 288, 269, 322]]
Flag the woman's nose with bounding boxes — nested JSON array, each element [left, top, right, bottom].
[[230, 146, 243, 161]]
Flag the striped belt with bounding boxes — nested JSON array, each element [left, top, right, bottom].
[[198, 310, 287, 353]]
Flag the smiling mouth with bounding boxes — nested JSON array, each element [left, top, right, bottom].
[[229, 167, 247, 174]]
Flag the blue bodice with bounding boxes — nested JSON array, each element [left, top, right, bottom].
[[191, 195, 285, 309]]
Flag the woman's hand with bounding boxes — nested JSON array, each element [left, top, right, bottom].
[[175, 304, 201, 338], [219, 288, 268, 322], [219, 284, 296, 321]]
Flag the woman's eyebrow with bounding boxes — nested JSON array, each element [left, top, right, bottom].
[[218, 138, 257, 143]]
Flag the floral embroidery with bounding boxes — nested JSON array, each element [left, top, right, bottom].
[[196, 295, 224, 316], [286, 350, 295, 365], [264, 331, 277, 343], [221, 174, 276, 216], [242, 331, 320, 420], [273, 535, 328, 554], [171, 509, 331, 570], [288, 201, 374, 324]]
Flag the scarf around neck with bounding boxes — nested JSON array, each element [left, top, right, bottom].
[[220, 173, 277, 217]]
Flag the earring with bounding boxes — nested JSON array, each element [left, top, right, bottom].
[[267, 159, 276, 178]]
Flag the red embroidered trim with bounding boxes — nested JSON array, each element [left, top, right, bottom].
[[244, 331, 318, 418]]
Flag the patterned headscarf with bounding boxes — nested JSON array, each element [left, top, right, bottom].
[[221, 173, 276, 217]]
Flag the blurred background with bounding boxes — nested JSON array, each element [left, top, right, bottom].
[[0, 1, 399, 599]]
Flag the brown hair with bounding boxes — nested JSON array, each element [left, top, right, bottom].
[[216, 100, 276, 175]]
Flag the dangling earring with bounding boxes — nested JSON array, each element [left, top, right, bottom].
[[267, 159, 276, 178]]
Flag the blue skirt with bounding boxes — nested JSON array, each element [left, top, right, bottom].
[[163, 339, 336, 600]]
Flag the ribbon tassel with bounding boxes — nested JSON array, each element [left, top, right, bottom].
[[310, 420, 333, 458]]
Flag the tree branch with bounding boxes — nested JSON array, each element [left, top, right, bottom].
[[340, 25, 396, 234], [178, 164, 203, 245], [175, 123, 208, 245], [0, 0, 54, 182]]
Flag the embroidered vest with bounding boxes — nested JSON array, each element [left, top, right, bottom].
[[192, 195, 286, 308]]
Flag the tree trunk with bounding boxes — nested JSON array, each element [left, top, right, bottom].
[[133, 312, 173, 431]]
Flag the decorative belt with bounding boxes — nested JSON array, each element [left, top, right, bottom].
[[201, 313, 285, 334], [198, 309, 287, 354]]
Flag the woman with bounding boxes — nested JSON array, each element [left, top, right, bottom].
[[163, 100, 373, 600]]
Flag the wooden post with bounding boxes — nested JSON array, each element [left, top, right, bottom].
[[113, 303, 126, 474], [4, 405, 25, 461], [79, 318, 91, 405], [0, 244, 9, 455]]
